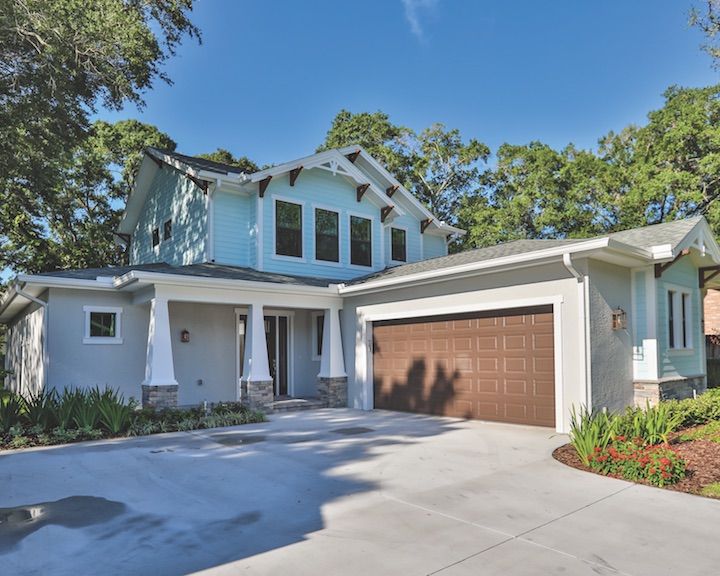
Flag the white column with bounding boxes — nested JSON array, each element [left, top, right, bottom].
[[319, 306, 346, 378], [242, 303, 272, 382], [142, 297, 178, 386]]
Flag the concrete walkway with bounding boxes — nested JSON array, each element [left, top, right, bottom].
[[0, 409, 718, 575]]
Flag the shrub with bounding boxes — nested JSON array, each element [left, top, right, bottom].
[[96, 389, 132, 434], [587, 438, 687, 487], [617, 401, 683, 445], [666, 389, 720, 428], [0, 394, 26, 433], [23, 389, 58, 429], [568, 405, 618, 463]]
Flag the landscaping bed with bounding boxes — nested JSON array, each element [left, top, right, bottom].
[[555, 390, 720, 498]]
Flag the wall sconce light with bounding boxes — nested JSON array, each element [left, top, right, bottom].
[[611, 308, 627, 331], [181, 329, 190, 343]]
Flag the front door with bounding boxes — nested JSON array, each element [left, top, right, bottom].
[[238, 313, 289, 397]]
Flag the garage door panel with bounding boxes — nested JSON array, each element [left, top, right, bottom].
[[373, 306, 555, 427]]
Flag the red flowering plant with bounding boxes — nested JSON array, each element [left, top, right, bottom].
[[586, 436, 687, 487]]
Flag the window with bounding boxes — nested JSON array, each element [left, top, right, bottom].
[[83, 306, 123, 344], [311, 312, 324, 360], [315, 208, 339, 262], [152, 228, 160, 248], [391, 227, 407, 262], [276, 200, 302, 257], [350, 215, 372, 267], [163, 219, 172, 240], [668, 290, 692, 349]]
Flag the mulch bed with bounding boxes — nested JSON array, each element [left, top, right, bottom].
[[553, 427, 720, 497]]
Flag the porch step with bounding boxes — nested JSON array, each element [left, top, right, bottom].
[[271, 397, 328, 413]]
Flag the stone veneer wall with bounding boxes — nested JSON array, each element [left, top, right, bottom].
[[142, 384, 179, 410], [240, 379, 274, 413], [633, 376, 707, 406], [318, 377, 348, 408]]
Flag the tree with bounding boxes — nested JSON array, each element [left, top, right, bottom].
[[690, 0, 720, 68], [0, 0, 199, 274], [197, 148, 260, 173]]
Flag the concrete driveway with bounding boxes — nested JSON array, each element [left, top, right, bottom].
[[1, 409, 718, 576]]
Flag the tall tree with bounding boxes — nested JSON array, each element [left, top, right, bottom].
[[690, 0, 720, 68], [197, 148, 260, 173], [0, 0, 199, 274]]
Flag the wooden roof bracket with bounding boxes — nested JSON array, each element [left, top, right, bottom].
[[386, 185, 399, 198], [654, 249, 690, 278], [420, 218, 434, 234], [114, 232, 131, 246], [185, 173, 209, 194], [380, 205, 395, 223], [258, 175, 272, 198], [289, 165, 303, 186], [700, 265, 720, 288], [346, 149, 361, 163], [356, 183, 370, 202]]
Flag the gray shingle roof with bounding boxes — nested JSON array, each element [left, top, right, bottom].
[[346, 217, 705, 286], [152, 149, 250, 176], [38, 263, 341, 287]]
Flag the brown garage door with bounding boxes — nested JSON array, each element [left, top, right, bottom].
[[372, 306, 555, 427]]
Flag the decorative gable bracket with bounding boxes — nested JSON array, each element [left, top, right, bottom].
[[654, 249, 690, 278], [420, 218, 434, 234], [386, 185, 399, 198], [380, 205, 395, 223], [356, 183, 370, 202], [185, 173, 209, 195], [345, 149, 361, 163], [258, 175, 273, 198], [289, 165, 303, 186], [700, 265, 720, 288]]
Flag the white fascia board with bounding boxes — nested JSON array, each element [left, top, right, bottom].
[[117, 155, 160, 235], [337, 145, 465, 238], [673, 218, 720, 263], [249, 149, 340, 181], [339, 237, 652, 296], [113, 270, 343, 299]]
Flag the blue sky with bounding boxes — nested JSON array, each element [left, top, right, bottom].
[[100, 0, 717, 168]]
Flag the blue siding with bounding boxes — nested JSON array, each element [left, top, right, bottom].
[[213, 191, 252, 267], [131, 168, 207, 265], [260, 169, 397, 280], [656, 256, 703, 378], [423, 234, 447, 260]]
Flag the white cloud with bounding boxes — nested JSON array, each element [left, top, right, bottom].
[[401, 0, 439, 41]]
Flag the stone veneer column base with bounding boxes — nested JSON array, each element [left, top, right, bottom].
[[240, 379, 274, 413], [318, 376, 348, 408], [142, 384, 178, 410], [633, 376, 707, 406]]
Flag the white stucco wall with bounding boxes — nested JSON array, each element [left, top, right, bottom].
[[587, 260, 634, 412], [341, 261, 587, 433]]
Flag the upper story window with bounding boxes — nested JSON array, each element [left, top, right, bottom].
[[391, 228, 407, 262], [152, 228, 160, 248], [83, 306, 123, 345], [276, 200, 303, 258], [163, 219, 172, 240], [668, 289, 692, 349], [315, 208, 339, 262], [350, 215, 372, 267]]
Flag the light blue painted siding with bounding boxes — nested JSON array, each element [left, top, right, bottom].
[[423, 234, 447, 260], [131, 168, 207, 265], [213, 191, 253, 267], [656, 256, 703, 378], [260, 169, 398, 280]]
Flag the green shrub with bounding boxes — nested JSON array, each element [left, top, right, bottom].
[[666, 389, 720, 428], [96, 389, 132, 434], [23, 389, 58, 430], [0, 394, 25, 433], [569, 405, 619, 463], [587, 438, 687, 487], [53, 387, 83, 430], [617, 401, 683, 445]]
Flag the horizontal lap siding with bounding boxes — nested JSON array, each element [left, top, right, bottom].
[[373, 308, 555, 427]]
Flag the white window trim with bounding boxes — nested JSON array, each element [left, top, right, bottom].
[[311, 311, 324, 361], [83, 306, 124, 345], [666, 285, 693, 351], [311, 203, 342, 267], [272, 195, 306, 262], [389, 225, 408, 265], [348, 211, 374, 269]]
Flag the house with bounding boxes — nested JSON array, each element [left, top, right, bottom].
[[2, 145, 720, 433]]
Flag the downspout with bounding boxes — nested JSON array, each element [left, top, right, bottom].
[[15, 286, 49, 392], [563, 253, 592, 411]]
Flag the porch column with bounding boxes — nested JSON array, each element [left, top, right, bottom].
[[318, 306, 348, 408], [142, 297, 178, 409], [240, 303, 274, 413]]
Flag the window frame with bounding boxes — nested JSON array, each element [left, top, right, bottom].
[[349, 214, 373, 268], [311, 311, 324, 361], [83, 306, 124, 345], [667, 287, 693, 351], [274, 198, 304, 260], [314, 207, 340, 264], [390, 226, 407, 263], [151, 227, 160, 248], [163, 218, 172, 241]]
